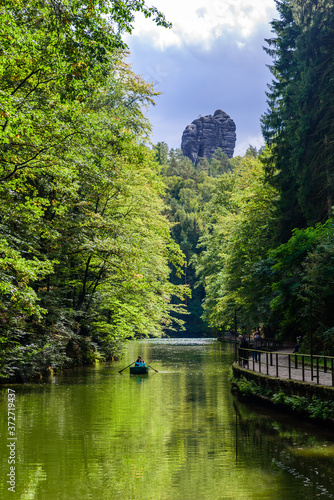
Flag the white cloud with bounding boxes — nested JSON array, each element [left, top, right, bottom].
[[235, 134, 265, 156], [124, 0, 278, 156], [127, 0, 277, 50]]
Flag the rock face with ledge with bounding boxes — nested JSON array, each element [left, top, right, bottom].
[[181, 110, 236, 165]]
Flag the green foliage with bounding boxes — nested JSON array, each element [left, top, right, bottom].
[[184, 2, 334, 351], [196, 151, 278, 331], [0, 1, 188, 380], [271, 392, 334, 421], [154, 142, 169, 166], [262, 0, 334, 240], [269, 225, 321, 336], [231, 375, 272, 398], [5, 0, 334, 378], [269, 220, 334, 347], [0, 0, 168, 182], [197, 148, 232, 177], [160, 147, 224, 336], [232, 375, 334, 421]]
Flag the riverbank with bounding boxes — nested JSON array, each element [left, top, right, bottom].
[[231, 363, 334, 427]]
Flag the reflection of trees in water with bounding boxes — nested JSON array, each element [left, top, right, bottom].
[[233, 399, 334, 498], [109, 340, 334, 498]]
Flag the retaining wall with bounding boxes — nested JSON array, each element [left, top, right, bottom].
[[232, 363, 334, 400]]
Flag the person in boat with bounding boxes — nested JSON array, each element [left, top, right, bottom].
[[135, 356, 145, 367]]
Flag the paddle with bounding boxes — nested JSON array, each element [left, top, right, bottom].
[[146, 364, 158, 373], [118, 362, 135, 373]]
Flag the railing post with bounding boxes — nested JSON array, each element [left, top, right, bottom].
[[316, 357, 319, 385], [302, 356, 305, 382], [288, 355, 291, 379], [270, 352, 273, 366], [294, 354, 298, 369], [276, 353, 279, 378], [311, 353, 314, 381], [324, 356, 327, 374], [259, 352, 261, 373], [266, 352, 269, 375]]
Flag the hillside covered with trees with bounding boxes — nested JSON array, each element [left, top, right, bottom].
[[187, 0, 334, 355], [0, 0, 187, 380], [2, 0, 334, 381]]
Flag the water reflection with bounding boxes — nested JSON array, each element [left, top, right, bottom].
[[234, 398, 334, 498], [0, 339, 333, 499]]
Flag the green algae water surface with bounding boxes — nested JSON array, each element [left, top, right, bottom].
[[1, 338, 334, 499]]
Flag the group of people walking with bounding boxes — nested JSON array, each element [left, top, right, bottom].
[[238, 332, 304, 367], [238, 330, 262, 367]]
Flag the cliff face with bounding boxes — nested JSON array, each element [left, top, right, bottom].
[[181, 109, 236, 165]]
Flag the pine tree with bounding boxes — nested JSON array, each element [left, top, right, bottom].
[[262, 0, 334, 240]]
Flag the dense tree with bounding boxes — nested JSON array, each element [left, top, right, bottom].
[[269, 220, 334, 352], [196, 150, 278, 332], [154, 141, 169, 166], [262, 0, 334, 240], [197, 148, 231, 177], [160, 148, 221, 336], [5, 0, 334, 375], [154, 2, 334, 351], [0, 1, 189, 380], [255, 0, 334, 350], [0, 0, 169, 180]]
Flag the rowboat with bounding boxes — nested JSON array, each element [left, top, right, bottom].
[[130, 365, 149, 375]]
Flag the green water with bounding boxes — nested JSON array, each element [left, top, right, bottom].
[[1, 339, 334, 499]]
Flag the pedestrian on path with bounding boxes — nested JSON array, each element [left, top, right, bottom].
[[293, 336, 302, 353], [238, 335, 249, 367], [253, 330, 262, 362]]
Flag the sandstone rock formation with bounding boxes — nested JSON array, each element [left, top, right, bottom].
[[181, 110, 236, 165]]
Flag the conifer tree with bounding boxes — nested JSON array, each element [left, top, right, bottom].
[[262, 0, 334, 239]]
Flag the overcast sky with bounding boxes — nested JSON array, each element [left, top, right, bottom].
[[124, 0, 278, 156]]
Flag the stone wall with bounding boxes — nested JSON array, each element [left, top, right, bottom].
[[232, 363, 334, 399]]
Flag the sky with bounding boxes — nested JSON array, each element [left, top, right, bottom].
[[124, 0, 279, 156]]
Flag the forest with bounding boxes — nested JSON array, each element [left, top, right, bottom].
[[1, 0, 334, 381]]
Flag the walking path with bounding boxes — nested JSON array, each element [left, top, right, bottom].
[[240, 348, 334, 387]]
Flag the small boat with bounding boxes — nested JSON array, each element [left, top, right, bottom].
[[130, 365, 149, 375]]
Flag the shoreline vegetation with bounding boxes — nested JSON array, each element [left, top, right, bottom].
[[231, 366, 334, 427]]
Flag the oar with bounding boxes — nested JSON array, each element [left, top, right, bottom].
[[118, 362, 135, 373], [146, 364, 158, 373]]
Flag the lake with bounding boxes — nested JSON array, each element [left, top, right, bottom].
[[1, 338, 334, 499]]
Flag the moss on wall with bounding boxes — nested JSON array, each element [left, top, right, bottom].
[[231, 364, 334, 425]]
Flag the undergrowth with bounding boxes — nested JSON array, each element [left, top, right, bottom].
[[230, 372, 334, 421]]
